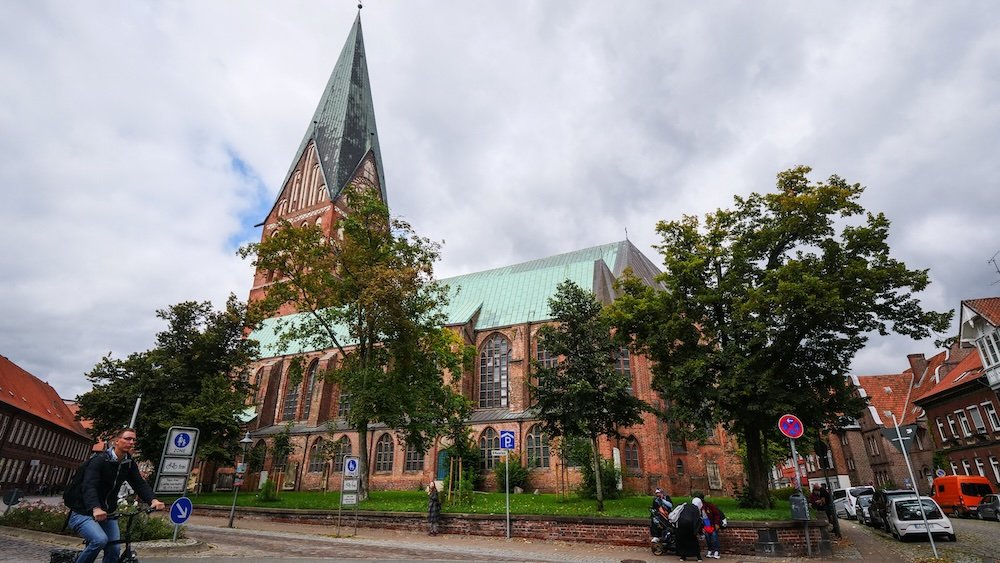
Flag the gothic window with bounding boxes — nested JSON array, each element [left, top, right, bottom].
[[308, 439, 325, 473], [623, 436, 640, 472], [404, 443, 425, 472], [479, 427, 499, 470], [302, 360, 318, 420], [374, 434, 394, 472], [337, 391, 351, 418], [615, 347, 633, 394], [479, 335, 510, 408], [526, 425, 550, 468], [332, 437, 351, 472], [282, 371, 299, 421], [536, 340, 557, 369], [675, 459, 685, 476], [278, 199, 288, 216], [254, 368, 266, 403]]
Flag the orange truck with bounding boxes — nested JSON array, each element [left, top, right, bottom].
[[931, 475, 995, 517]]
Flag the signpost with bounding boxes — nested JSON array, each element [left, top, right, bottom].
[[499, 430, 515, 539], [778, 414, 810, 557], [337, 455, 361, 537], [155, 426, 199, 542]]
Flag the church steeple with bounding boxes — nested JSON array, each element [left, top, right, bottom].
[[278, 13, 386, 207]]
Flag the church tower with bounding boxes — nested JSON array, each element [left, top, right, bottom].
[[248, 13, 385, 313]]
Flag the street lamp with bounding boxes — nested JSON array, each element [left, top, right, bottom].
[[885, 410, 937, 558], [227, 432, 254, 528]]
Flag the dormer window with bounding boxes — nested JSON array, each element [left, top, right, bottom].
[[977, 330, 1000, 368]]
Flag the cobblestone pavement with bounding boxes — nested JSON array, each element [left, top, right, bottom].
[[0, 534, 60, 561], [844, 516, 1000, 563]]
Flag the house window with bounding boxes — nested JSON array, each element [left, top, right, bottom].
[[404, 443, 425, 472], [675, 459, 685, 476], [623, 437, 640, 472], [374, 434, 394, 472], [526, 425, 550, 468], [282, 372, 300, 421], [302, 360, 319, 420], [975, 458, 986, 477], [962, 459, 972, 475], [947, 414, 959, 437], [950, 461, 959, 475], [536, 341, 558, 369], [332, 437, 351, 472], [840, 433, 849, 446], [479, 335, 510, 408], [867, 436, 880, 456], [308, 440, 325, 473], [936, 418, 947, 442], [978, 331, 1000, 368], [337, 391, 351, 418], [707, 461, 722, 490], [847, 458, 856, 470], [956, 410, 973, 437], [479, 428, 499, 470], [967, 406, 987, 434], [983, 402, 1000, 431], [990, 456, 1000, 483]]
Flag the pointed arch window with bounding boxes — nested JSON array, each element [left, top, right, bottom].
[[624, 436, 640, 472], [254, 367, 266, 403], [281, 371, 300, 421], [302, 360, 318, 420], [526, 425, 550, 468], [479, 428, 499, 470], [374, 434, 394, 472], [479, 335, 510, 408], [332, 437, 352, 472], [308, 439, 325, 473]]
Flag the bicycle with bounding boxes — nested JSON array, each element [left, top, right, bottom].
[[50, 506, 158, 563]]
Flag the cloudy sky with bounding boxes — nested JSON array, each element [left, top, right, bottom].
[[2, 1, 999, 400]]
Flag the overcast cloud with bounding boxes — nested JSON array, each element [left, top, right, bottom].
[[2, 1, 998, 399]]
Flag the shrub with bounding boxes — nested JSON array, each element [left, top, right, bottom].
[[494, 453, 530, 492], [771, 486, 798, 501], [577, 457, 623, 500], [0, 500, 178, 540], [258, 478, 280, 502]]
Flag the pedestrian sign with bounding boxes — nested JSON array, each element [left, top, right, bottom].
[[499, 430, 515, 450], [169, 497, 193, 525], [344, 456, 360, 478]]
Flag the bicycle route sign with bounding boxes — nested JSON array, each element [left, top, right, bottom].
[[169, 496, 193, 525], [499, 430, 515, 450], [155, 426, 200, 495], [778, 414, 804, 440]]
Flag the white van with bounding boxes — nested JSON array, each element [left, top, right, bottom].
[[834, 485, 875, 519]]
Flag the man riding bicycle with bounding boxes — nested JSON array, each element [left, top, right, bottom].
[[63, 428, 165, 563]]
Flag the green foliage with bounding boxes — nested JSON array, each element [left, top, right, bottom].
[[257, 479, 280, 502], [270, 424, 297, 468], [770, 486, 798, 501], [494, 453, 530, 492], [238, 187, 470, 498], [577, 457, 623, 500], [0, 501, 177, 540], [531, 280, 652, 510], [76, 296, 259, 472], [608, 166, 952, 508], [246, 442, 266, 472]]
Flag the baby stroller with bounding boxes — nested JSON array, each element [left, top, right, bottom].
[[650, 507, 677, 556]]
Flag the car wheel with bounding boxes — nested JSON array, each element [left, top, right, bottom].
[[947, 534, 956, 542]]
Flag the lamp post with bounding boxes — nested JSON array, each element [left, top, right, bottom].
[[885, 411, 937, 558], [227, 432, 254, 528]]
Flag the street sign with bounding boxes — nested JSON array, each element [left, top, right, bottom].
[[778, 414, 804, 440], [499, 430, 515, 450], [155, 426, 200, 495], [491, 449, 509, 457], [159, 457, 192, 475], [342, 493, 358, 506], [169, 497, 193, 525], [165, 428, 198, 456], [344, 456, 360, 478], [935, 468, 946, 477], [343, 478, 358, 492], [154, 475, 186, 494]]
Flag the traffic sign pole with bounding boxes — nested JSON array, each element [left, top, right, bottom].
[[779, 414, 809, 557]]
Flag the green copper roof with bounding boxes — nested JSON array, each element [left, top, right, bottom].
[[249, 240, 661, 357], [280, 13, 386, 204]]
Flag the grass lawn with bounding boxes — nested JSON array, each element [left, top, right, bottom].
[[166, 490, 789, 521]]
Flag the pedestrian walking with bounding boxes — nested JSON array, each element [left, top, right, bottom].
[[675, 496, 704, 561], [427, 482, 441, 536]]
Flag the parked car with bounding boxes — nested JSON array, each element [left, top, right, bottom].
[[871, 489, 916, 532], [857, 494, 876, 526], [931, 475, 995, 518], [975, 493, 1000, 521], [833, 485, 875, 519], [886, 496, 956, 542]]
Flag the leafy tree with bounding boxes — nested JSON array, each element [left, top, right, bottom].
[[77, 296, 258, 475], [608, 166, 952, 507], [238, 186, 470, 499], [531, 280, 651, 511]]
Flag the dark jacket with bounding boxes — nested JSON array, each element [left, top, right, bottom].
[[64, 450, 154, 515]]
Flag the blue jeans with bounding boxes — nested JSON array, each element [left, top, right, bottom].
[[68, 511, 120, 563], [705, 529, 720, 553]]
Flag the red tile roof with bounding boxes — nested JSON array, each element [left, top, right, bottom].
[[963, 297, 1000, 326], [853, 350, 955, 425], [0, 355, 90, 438], [912, 350, 984, 404]]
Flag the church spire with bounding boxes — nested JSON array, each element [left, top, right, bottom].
[[280, 13, 386, 205]]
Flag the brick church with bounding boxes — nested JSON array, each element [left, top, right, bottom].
[[240, 13, 743, 497]]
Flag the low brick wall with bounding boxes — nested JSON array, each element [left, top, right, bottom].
[[194, 504, 833, 556]]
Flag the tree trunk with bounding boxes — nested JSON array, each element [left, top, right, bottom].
[[357, 421, 370, 500], [591, 435, 604, 512], [743, 425, 772, 508]]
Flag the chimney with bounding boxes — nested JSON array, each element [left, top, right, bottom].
[[907, 353, 928, 379]]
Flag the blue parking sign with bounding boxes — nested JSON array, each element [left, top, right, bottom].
[[499, 430, 515, 450]]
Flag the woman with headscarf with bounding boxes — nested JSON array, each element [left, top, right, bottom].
[[427, 482, 441, 535], [675, 496, 704, 561]]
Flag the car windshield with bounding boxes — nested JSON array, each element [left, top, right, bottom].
[[894, 499, 942, 521], [851, 487, 873, 497], [961, 483, 993, 496], [858, 496, 872, 507]]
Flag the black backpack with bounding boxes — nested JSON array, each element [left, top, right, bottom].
[[62, 452, 102, 511]]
